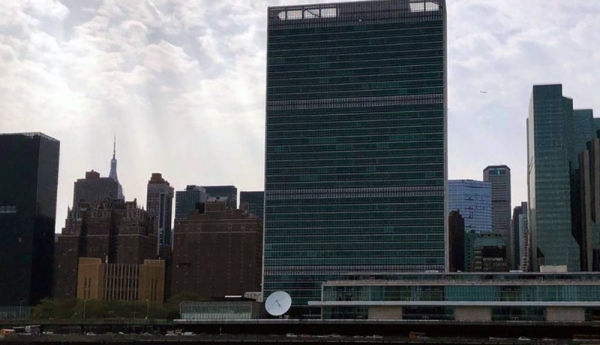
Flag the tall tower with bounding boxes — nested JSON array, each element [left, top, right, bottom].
[[0, 132, 60, 307], [108, 136, 124, 200], [527, 84, 595, 271], [483, 165, 511, 262], [146, 173, 174, 254], [264, 0, 447, 315]]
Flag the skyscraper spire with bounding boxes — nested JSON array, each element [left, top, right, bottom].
[[109, 134, 124, 200], [109, 135, 118, 181]]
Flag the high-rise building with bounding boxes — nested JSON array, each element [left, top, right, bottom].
[[171, 201, 263, 299], [240, 191, 264, 219], [73, 170, 122, 207], [147, 173, 174, 254], [264, 0, 447, 314], [175, 185, 208, 220], [448, 180, 492, 233], [202, 185, 238, 210], [511, 202, 527, 270], [448, 211, 465, 272], [527, 84, 597, 271], [483, 166, 511, 239], [0, 132, 60, 307], [54, 199, 158, 299]]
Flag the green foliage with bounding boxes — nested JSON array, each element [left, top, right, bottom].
[[30, 299, 171, 320]]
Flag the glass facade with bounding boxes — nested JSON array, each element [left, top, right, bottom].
[[240, 191, 265, 219], [448, 180, 492, 233], [316, 273, 600, 320], [175, 185, 208, 220], [0, 132, 60, 307], [264, 0, 447, 315], [527, 85, 597, 271]]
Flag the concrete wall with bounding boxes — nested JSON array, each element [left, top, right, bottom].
[[368, 306, 403, 320], [454, 307, 492, 322], [546, 307, 585, 322], [77, 258, 104, 300]]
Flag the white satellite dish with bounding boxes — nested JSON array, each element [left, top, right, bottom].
[[265, 291, 292, 316]]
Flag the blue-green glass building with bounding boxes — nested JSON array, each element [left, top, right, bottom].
[[527, 85, 597, 272], [264, 0, 447, 315]]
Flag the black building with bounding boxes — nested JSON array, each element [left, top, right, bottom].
[[0, 132, 60, 307], [175, 185, 208, 220], [202, 185, 238, 210], [240, 191, 264, 219], [448, 211, 465, 272]]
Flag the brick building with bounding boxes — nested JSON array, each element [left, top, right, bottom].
[[172, 201, 262, 299], [54, 199, 160, 302]]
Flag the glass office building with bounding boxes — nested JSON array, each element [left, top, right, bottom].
[[448, 180, 492, 233], [527, 85, 597, 271], [0, 132, 60, 307], [264, 0, 447, 315]]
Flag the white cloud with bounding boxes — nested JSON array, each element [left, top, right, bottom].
[[1, 0, 600, 232]]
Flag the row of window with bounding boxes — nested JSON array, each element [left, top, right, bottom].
[[268, 87, 444, 101], [269, 72, 443, 88], [264, 257, 444, 266], [269, 33, 443, 51], [266, 180, 444, 190], [268, 56, 443, 73], [265, 218, 444, 227]]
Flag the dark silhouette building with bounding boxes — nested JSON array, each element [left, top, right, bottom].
[[0, 132, 60, 307], [202, 185, 238, 210], [240, 191, 264, 219], [171, 201, 262, 299], [175, 185, 208, 220], [578, 131, 600, 271], [54, 199, 157, 299], [448, 211, 465, 272], [147, 173, 174, 254]]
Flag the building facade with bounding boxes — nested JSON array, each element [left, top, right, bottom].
[[527, 85, 597, 271], [448, 211, 465, 272], [309, 272, 600, 322], [146, 173, 174, 254], [0, 132, 60, 307], [202, 185, 238, 210], [240, 191, 265, 219], [175, 185, 208, 220], [465, 232, 508, 272], [264, 0, 447, 315], [172, 201, 263, 300], [448, 180, 492, 234], [77, 258, 165, 304], [54, 199, 157, 299], [483, 165, 511, 243]]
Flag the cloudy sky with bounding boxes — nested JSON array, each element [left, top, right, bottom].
[[1, 0, 599, 232]]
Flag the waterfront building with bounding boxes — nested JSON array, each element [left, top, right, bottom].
[[240, 191, 264, 219], [448, 180, 492, 233], [527, 84, 597, 271], [309, 272, 600, 322], [578, 131, 600, 271], [147, 173, 174, 253], [202, 185, 238, 210], [0, 132, 60, 307], [264, 0, 447, 315], [483, 165, 511, 246], [172, 201, 263, 300], [175, 185, 208, 220]]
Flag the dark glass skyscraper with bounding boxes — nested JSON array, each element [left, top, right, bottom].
[[175, 185, 208, 220], [0, 132, 60, 306], [527, 84, 596, 271], [202, 185, 238, 210], [264, 0, 447, 314]]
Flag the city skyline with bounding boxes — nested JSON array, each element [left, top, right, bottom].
[[1, 0, 600, 232]]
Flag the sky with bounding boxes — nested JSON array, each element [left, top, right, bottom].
[[1, 0, 600, 233]]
